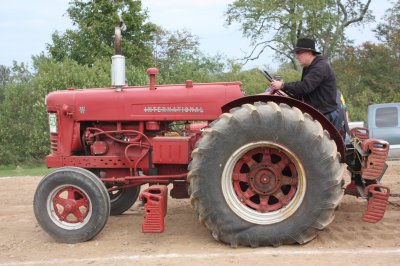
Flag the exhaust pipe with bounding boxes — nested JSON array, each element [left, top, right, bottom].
[[111, 27, 126, 87]]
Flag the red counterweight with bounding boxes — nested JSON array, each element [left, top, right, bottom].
[[140, 185, 169, 233]]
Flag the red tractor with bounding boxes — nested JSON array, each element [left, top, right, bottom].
[[33, 28, 390, 247]]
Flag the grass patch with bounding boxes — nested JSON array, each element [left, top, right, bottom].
[[0, 165, 51, 177]]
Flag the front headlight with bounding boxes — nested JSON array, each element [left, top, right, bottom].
[[48, 113, 57, 134]]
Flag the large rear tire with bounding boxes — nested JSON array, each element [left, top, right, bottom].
[[33, 167, 110, 243], [188, 102, 345, 247]]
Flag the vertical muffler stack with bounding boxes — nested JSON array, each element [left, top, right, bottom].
[[111, 27, 126, 87]]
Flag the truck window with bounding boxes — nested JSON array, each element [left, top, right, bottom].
[[376, 107, 398, 127]]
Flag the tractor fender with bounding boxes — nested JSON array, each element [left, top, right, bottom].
[[221, 95, 345, 160]]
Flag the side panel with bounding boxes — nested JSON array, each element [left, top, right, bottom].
[[152, 136, 192, 164]]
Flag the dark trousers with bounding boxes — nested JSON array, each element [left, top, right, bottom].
[[324, 109, 343, 132]]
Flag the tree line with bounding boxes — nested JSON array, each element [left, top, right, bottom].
[[1, 0, 399, 165]]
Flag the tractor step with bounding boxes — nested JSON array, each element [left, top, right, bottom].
[[362, 184, 390, 223], [139, 185, 168, 233]]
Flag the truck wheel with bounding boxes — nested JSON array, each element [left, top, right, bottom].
[[109, 186, 140, 215], [33, 167, 110, 243], [189, 102, 345, 247]]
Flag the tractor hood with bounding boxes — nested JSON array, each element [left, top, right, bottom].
[[45, 81, 244, 121]]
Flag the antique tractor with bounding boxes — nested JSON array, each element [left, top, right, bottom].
[[33, 28, 390, 247]]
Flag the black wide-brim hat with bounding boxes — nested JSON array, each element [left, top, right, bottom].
[[293, 38, 321, 54]]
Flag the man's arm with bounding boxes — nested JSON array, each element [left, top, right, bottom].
[[283, 65, 326, 96]]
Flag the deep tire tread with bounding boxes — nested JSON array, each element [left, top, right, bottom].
[[188, 103, 344, 247]]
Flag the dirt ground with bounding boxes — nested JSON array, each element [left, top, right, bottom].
[[0, 161, 399, 266]]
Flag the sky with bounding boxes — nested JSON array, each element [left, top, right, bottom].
[[0, 0, 393, 70]]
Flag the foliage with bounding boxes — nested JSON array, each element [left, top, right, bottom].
[[47, 0, 157, 66], [336, 1, 400, 122], [375, 0, 400, 59], [333, 42, 400, 121], [0, 65, 10, 102], [225, 0, 373, 69], [151, 27, 227, 84], [153, 28, 200, 71]]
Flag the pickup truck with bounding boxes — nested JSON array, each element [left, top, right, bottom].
[[368, 103, 400, 159]]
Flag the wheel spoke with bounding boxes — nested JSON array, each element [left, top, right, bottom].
[[262, 149, 271, 164], [259, 196, 269, 212], [273, 190, 285, 199], [232, 173, 248, 182], [75, 198, 88, 208], [53, 195, 68, 206], [67, 188, 76, 200], [239, 152, 259, 168], [244, 157, 258, 168], [281, 176, 298, 186], [275, 158, 289, 172], [58, 208, 72, 221], [73, 209, 86, 222], [236, 188, 255, 207], [274, 190, 291, 206], [259, 196, 282, 212], [234, 158, 246, 171], [243, 189, 255, 200]]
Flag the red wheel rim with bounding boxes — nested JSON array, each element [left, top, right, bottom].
[[222, 141, 306, 224], [232, 147, 298, 212], [52, 186, 90, 223]]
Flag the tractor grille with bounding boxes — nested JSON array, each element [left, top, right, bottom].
[[50, 133, 58, 153]]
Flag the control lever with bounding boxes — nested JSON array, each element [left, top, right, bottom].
[[259, 69, 273, 82]]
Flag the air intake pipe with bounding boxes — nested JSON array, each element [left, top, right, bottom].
[[111, 27, 126, 87]]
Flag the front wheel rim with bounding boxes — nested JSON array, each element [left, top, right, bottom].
[[47, 185, 92, 230], [222, 141, 306, 225]]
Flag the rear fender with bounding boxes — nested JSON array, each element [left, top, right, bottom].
[[221, 95, 345, 160]]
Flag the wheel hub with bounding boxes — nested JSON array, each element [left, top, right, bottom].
[[64, 201, 74, 212], [52, 187, 90, 223], [249, 165, 280, 195]]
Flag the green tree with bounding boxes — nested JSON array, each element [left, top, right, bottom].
[[0, 63, 34, 164], [375, 0, 400, 59], [333, 42, 400, 121], [0, 62, 32, 104], [153, 28, 200, 72], [0, 65, 11, 102], [225, 0, 373, 69], [332, 1, 400, 122], [47, 0, 157, 66], [151, 27, 227, 84]]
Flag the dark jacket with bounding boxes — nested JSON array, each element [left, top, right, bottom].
[[283, 56, 338, 114]]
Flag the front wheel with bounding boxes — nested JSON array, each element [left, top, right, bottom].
[[189, 102, 345, 247], [33, 167, 110, 243]]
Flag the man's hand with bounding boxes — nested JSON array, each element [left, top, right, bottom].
[[270, 80, 284, 90]]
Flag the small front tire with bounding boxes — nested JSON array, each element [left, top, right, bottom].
[[33, 167, 110, 243]]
